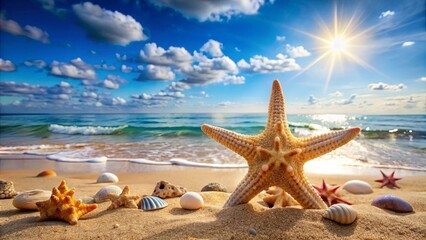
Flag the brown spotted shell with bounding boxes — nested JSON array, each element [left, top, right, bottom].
[[0, 179, 18, 199], [152, 180, 187, 199], [323, 203, 357, 224]]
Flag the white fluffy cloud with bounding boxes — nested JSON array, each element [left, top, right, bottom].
[[286, 44, 311, 58], [50, 58, 96, 79], [149, 0, 272, 22], [137, 64, 175, 81], [337, 94, 356, 105], [0, 81, 74, 102], [72, 2, 147, 45], [181, 55, 241, 85], [276, 35, 286, 41], [238, 53, 300, 73], [37, 0, 67, 17], [121, 65, 133, 73], [401, 41, 415, 47], [0, 16, 49, 43], [368, 82, 406, 91], [0, 58, 16, 71], [24, 60, 47, 69], [379, 10, 395, 19], [200, 39, 223, 57], [140, 43, 193, 68], [307, 95, 318, 105], [419, 77, 426, 82], [166, 82, 191, 92]]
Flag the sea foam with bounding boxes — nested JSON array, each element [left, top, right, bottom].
[[48, 124, 127, 135]]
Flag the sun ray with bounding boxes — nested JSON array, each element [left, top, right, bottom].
[[288, 51, 331, 82], [289, 4, 382, 92]]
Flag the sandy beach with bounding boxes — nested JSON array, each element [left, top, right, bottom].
[[1, 163, 425, 240]]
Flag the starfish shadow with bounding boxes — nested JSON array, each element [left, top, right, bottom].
[[145, 203, 307, 239]]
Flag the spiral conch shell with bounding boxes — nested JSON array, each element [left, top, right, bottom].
[[323, 204, 357, 225]]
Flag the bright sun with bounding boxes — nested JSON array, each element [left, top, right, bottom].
[[329, 37, 346, 53], [290, 5, 378, 92]]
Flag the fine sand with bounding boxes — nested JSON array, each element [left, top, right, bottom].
[[0, 167, 425, 240]]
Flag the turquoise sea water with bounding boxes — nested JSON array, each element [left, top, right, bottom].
[[0, 114, 425, 172]]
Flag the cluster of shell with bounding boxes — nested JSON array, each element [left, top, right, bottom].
[[323, 204, 357, 225], [0, 179, 18, 199], [152, 180, 187, 199]]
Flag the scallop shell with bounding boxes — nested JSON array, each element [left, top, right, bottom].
[[371, 194, 413, 213], [93, 185, 122, 203], [323, 204, 357, 225], [13, 189, 51, 210], [180, 192, 204, 210], [36, 170, 57, 177], [140, 196, 168, 211], [96, 172, 119, 183], [342, 180, 373, 194]]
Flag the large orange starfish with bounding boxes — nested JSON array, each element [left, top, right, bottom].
[[201, 80, 360, 209]]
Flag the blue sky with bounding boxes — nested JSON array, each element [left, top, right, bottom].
[[0, 0, 424, 114]]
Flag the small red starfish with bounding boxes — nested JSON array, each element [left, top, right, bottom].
[[313, 179, 351, 206], [375, 170, 401, 188]]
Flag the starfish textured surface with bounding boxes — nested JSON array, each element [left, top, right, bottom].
[[201, 80, 360, 209], [313, 179, 351, 206], [375, 170, 401, 188], [107, 185, 141, 210], [36, 180, 97, 225]]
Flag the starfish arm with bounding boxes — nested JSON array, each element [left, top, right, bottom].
[[201, 124, 258, 161], [265, 80, 291, 135], [298, 127, 361, 162], [224, 170, 272, 207]]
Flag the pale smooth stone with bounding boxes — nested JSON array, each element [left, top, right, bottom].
[[93, 185, 122, 203], [180, 192, 204, 210], [96, 173, 119, 183], [342, 180, 373, 194], [13, 189, 51, 210]]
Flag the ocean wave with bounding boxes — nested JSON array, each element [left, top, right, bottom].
[[48, 124, 128, 135]]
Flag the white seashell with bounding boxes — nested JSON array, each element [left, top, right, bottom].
[[323, 204, 357, 225], [96, 172, 119, 183], [12, 189, 51, 210], [141, 196, 168, 211], [342, 180, 373, 194], [179, 192, 204, 210], [93, 185, 122, 203]]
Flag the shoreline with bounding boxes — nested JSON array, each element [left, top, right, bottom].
[[1, 154, 426, 177]]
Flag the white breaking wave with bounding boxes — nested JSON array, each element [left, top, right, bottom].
[[48, 124, 127, 135], [47, 153, 107, 163]]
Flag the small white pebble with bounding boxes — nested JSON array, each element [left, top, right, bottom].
[[113, 223, 120, 228]]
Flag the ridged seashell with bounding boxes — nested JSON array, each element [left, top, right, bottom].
[[371, 195, 413, 213], [201, 182, 227, 192], [180, 192, 204, 210], [323, 204, 357, 225], [96, 172, 119, 183], [36, 170, 57, 177], [342, 180, 373, 194], [93, 185, 122, 203], [152, 180, 187, 199], [0, 179, 17, 199], [140, 196, 168, 211], [13, 189, 51, 210]]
